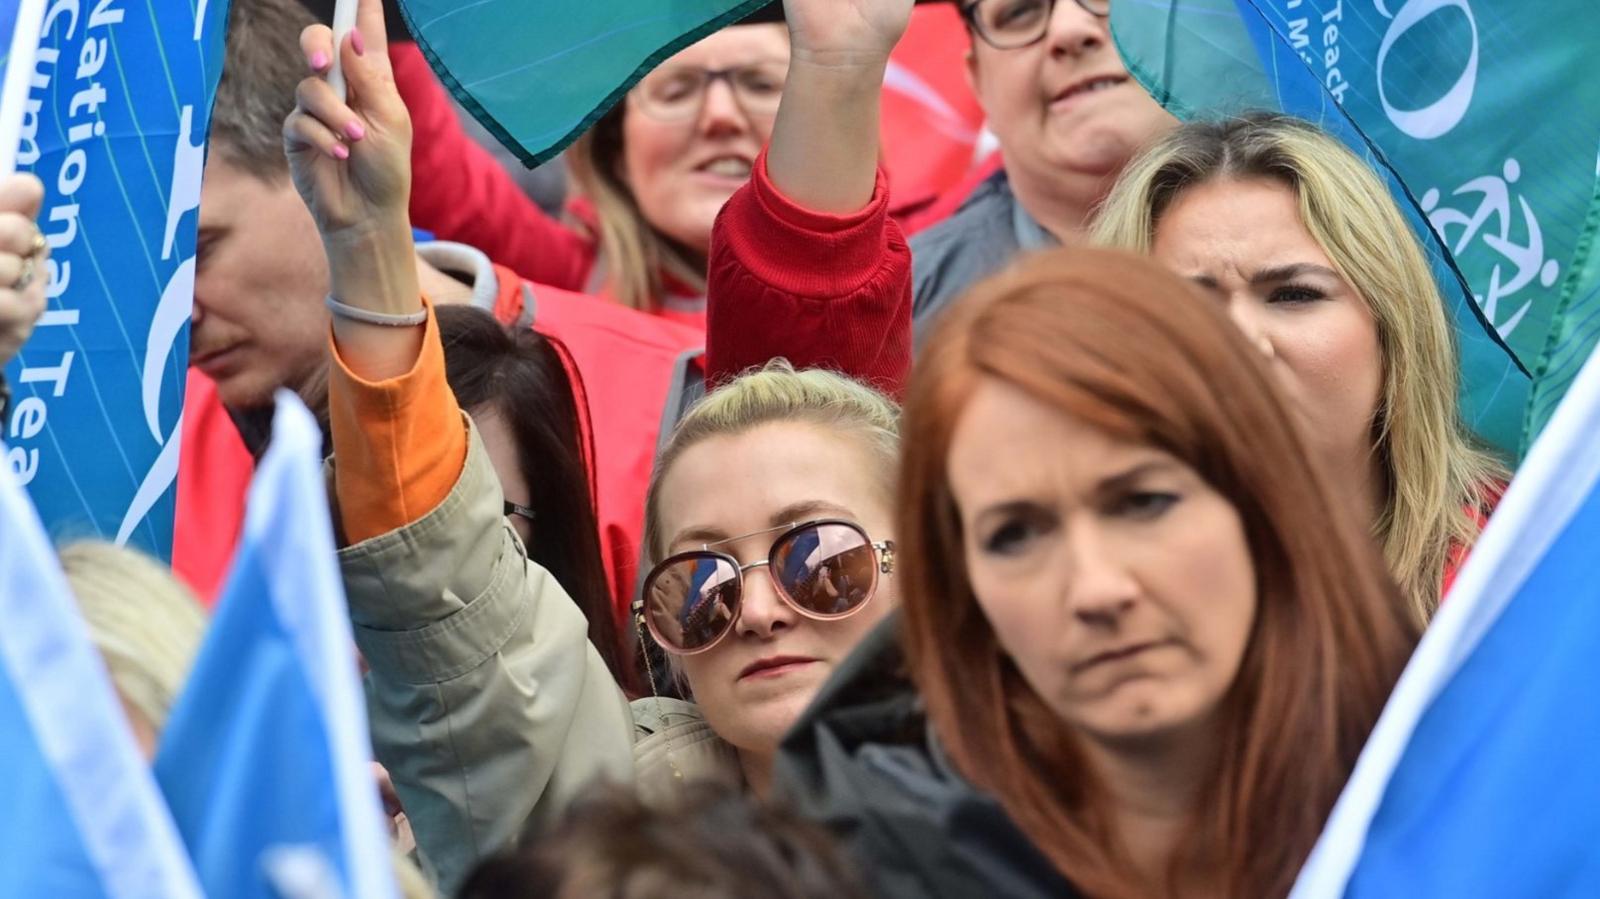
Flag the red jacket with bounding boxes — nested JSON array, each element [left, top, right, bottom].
[[708, 152, 913, 401], [171, 368, 252, 604], [489, 268, 702, 613]]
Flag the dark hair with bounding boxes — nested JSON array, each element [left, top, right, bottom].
[[900, 248, 1419, 898], [213, 0, 317, 179], [437, 305, 632, 689], [458, 783, 870, 899]]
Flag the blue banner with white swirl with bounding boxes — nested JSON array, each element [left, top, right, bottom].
[[1, 0, 231, 559]]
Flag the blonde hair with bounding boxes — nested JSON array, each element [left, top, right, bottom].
[[59, 541, 207, 735], [1091, 112, 1506, 621], [566, 106, 708, 313], [642, 360, 901, 566]]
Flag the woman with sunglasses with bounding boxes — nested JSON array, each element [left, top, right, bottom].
[[632, 360, 900, 796], [775, 248, 1418, 898]]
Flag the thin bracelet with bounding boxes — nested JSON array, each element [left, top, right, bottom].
[[325, 295, 427, 327]]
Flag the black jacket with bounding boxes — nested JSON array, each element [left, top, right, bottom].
[[775, 614, 1081, 899]]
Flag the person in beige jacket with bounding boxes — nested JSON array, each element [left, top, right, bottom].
[[285, 3, 907, 893]]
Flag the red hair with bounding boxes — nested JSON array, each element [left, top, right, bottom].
[[898, 248, 1418, 898]]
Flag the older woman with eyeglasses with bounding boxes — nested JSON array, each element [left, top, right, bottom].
[[910, 0, 1175, 338]]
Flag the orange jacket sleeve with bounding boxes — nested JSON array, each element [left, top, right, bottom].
[[327, 301, 470, 545]]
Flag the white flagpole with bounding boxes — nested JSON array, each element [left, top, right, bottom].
[[325, 0, 360, 102], [0, 0, 48, 175]]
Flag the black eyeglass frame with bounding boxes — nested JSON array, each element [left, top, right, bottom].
[[629, 61, 789, 122], [960, 0, 1111, 50], [634, 518, 895, 656]]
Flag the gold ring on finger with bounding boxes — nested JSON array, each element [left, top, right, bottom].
[[29, 229, 46, 258], [10, 256, 35, 291]]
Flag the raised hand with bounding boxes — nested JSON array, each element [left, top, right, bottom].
[[283, 0, 412, 243], [284, 0, 423, 380], [0, 175, 49, 368], [782, 0, 914, 68]]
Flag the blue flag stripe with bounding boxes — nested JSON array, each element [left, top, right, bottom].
[[1290, 337, 1600, 896], [0, 448, 202, 899], [155, 391, 398, 899], [248, 392, 399, 899]]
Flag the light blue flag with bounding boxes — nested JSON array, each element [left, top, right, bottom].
[[153, 391, 398, 899], [0, 439, 201, 898], [1290, 338, 1600, 894], [1, 0, 231, 559]]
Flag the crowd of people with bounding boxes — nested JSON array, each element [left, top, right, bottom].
[[0, 0, 1518, 895]]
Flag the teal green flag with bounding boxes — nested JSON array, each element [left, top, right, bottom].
[[396, 0, 774, 166], [1110, 0, 1600, 457]]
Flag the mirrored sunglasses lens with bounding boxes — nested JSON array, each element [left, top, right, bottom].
[[648, 555, 740, 651], [772, 523, 877, 616]]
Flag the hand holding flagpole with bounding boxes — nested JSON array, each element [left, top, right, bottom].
[[285, 0, 422, 382]]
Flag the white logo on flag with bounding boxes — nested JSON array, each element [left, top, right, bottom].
[[1422, 158, 1561, 340]]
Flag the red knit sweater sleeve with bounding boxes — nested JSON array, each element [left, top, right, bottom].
[[390, 42, 595, 291], [705, 151, 913, 399]]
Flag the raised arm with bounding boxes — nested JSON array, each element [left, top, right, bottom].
[[286, 4, 631, 891], [705, 0, 914, 397]]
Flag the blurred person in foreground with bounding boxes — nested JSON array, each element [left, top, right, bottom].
[[459, 783, 869, 899]]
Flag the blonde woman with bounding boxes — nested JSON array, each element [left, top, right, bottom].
[[1091, 113, 1505, 620], [675, 91, 1503, 642], [59, 542, 208, 757], [319, 343, 900, 892]]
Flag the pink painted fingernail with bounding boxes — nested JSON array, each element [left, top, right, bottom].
[[331, 143, 350, 160], [345, 120, 366, 141], [310, 51, 329, 71], [351, 29, 366, 56]]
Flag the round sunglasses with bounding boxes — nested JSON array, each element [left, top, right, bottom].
[[637, 519, 895, 655]]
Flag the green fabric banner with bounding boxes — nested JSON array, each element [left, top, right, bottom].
[[397, 0, 773, 167]]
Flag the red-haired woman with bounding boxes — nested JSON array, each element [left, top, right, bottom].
[[778, 248, 1419, 898]]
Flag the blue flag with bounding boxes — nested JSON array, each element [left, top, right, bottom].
[[1, 0, 231, 559], [0, 437, 201, 898], [154, 391, 398, 899], [1290, 340, 1600, 894]]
